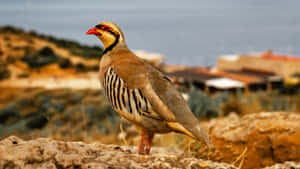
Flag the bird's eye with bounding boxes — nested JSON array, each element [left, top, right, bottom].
[[95, 25, 111, 32]]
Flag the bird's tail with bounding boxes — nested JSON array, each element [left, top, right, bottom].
[[167, 122, 214, 149]]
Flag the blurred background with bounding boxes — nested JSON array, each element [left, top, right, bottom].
[[0, 1, 300, 168], [1, 0, 300, 66]]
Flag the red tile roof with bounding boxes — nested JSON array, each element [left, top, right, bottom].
[[190, 67, 262, 84], [261, 51, 300, 61]]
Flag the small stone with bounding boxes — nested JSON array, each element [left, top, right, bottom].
[[114, 146, 120, 150]]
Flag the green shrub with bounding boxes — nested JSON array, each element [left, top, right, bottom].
[[21, 46, 60, 68], [188, 88, 218, 119], [17, 73, 30, 78], [0, 61, 10, 80], [29, 30, 38, 36], [25, 114, 48, 129], [279, 85, 299, 95], [1, 25, 104, 60], [220, 98, 246, 116], [58, 58, 72, 69], [0, 103, 20, 124], [0, 26, 23, 34], [71, 46, 102, 59], [6, 55, 16, 64], [22, 54, 59, 68], [12, 46, 22, 51], [3, 36, 10, 41], [88, 65, 99, 71], [75, 62, 86, 72], [38, 46, 55, 56]]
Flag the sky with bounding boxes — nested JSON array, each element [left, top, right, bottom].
[[1, 0, 299, 66]]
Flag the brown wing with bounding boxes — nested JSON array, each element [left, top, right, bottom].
[[112, 52, 213, 147], [146, 68, 213, 147], [112, 51, 177, 121]]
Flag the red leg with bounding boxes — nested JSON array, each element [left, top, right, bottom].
[[137, 135, 146, 155], [136, 132, 154, 155], [144, 133, 154, 155]]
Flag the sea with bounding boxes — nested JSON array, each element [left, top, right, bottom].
[[1, 0, 300, 66]]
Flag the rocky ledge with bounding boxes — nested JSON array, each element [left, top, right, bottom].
[[0, 136, 235, 169], [202, 112, 300, 169], [0, 137, 299, 169], [0, 112, 300, 169]]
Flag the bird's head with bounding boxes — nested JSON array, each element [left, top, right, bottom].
[[86, 21, 126, 54]]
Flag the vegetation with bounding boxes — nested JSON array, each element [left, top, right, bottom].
[[0, 26, 24, 34], [70, 46, 102, 59], [0, 25, 102, 75], [58, 58, 72, 69], [188, 88, 220, 119], [0, 61, 10, 80], [0, 88, 119, 140], [0, 26, 104, 59], [188, 87, 300, 118], [1, 85, 299, 141], [21, 46, 60, 68]]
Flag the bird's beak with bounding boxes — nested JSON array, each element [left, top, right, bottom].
[[86, 27, 100, 35]]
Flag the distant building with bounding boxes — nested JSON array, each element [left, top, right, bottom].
[[167, 65, 283, 94], [217, 51, 300, 78]]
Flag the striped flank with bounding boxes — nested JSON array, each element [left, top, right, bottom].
[[103, 67, 160, 120]]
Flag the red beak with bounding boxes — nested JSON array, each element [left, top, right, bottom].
[[86, 27, 99, 35]]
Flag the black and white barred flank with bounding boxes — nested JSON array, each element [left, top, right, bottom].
[[103, 67, 158, 120]]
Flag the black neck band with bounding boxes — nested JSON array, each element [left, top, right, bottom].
[[103, 33, 120, 55]]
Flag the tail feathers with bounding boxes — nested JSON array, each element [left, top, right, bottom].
[[167, 122, 197, 139], [167, 122, 214, 149]]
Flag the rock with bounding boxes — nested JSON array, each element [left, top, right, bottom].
[[200, 112, 300, 169], [263, 161, 300, 169], [0, 136, 237, 169]]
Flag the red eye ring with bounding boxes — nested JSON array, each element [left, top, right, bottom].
[[95, 25, 111, 32], [102, 26, 109, 31]]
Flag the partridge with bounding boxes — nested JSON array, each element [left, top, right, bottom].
[[86, 21, 214, 154]]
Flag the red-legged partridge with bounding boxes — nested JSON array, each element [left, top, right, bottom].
[[86, 21, 214, 155]]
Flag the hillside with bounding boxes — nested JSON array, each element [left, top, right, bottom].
[[0, 26, 102, 80]]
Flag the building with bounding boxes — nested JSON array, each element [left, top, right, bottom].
[[167, 66, 281, 94], [217, 51, 300, 78]]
